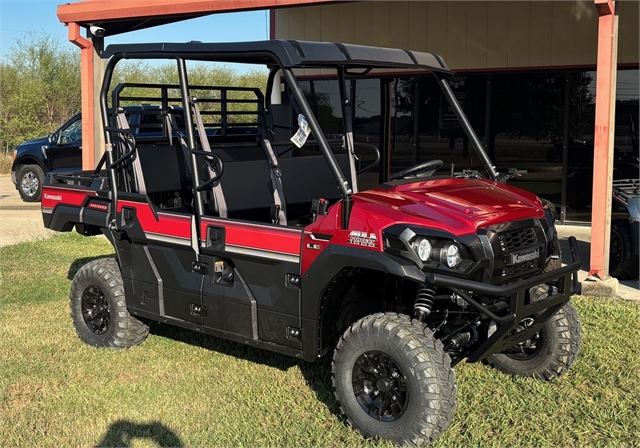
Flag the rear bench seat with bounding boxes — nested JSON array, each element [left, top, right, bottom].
[[215, 153, 351, 224], [133, 141, 352, 226], [134, 144, 192, 208]]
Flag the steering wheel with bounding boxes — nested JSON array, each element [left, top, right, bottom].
[[390, 159, 443, 181]]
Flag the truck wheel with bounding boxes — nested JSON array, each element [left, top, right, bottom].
[[484, 285, 582, 381], [70, 258, 149, 348], [332, 313, 456, 446], [16, 164, 44, 202], [610, 219, 639, 280]]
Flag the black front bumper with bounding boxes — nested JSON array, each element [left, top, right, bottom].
[[425, 237, 582, 362]]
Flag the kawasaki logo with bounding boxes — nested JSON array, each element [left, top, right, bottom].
[[44, 193, 62, 201], [510, 249, 540, 264]]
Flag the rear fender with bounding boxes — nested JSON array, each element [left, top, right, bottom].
[[41, 182, 107, 232]]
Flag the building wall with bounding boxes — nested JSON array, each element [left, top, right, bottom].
[[275, 1, 639, 70]]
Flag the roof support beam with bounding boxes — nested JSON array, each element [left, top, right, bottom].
[[58, 0, 335, 29], [589, 0, 618, 280], [68, 23, 100, 170]]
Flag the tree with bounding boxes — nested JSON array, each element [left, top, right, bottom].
[[0, 33, 80, 151], [0, 34, 269, 152]]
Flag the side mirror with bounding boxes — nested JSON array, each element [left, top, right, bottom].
[[48, 133, 57, 145]]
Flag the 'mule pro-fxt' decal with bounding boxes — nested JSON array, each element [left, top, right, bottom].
[[348, 230, 378, 248]]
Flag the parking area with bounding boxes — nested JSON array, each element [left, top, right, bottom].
[[0, 174, 637, 299], [0, 176, 54, 247]]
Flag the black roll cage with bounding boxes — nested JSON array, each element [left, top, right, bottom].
[[99, 41, 498, 230]]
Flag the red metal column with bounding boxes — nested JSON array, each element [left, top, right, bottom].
[[589, 0, 619, 279], [68, 23, 95, 170]]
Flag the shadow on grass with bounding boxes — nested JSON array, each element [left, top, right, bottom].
[[67, 255, 113, 280], [96, 420, 183, 447], [150, 324, 343, 419]]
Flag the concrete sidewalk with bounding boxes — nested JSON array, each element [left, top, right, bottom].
[[0, 175, 54, 247], [556, 224, 640, 302]]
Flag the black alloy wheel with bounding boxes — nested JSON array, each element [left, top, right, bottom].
[[502, 317, 546, 361], [484, 285, 582, 381], [351, 350, 410, 422], [70, 258, 149, 348], [610, 230, 625, 269], [332, 313, 457, 446], [81, 285, 111, 335], [609, 219, 639, 280]]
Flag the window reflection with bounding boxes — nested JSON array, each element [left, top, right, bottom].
[[296, 68, 637, 222]]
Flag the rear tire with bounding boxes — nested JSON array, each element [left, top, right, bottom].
[[484, 285, 582, 380], [70, 258, 149, 348], [609, 219, 639, 280], [332, 313, 456, 446], [16, 164, 44, 202]]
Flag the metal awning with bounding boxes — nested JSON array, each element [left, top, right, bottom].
[[57, 0, 335, 37]]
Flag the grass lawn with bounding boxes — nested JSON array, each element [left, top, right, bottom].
[[1, 233, 639, 447]]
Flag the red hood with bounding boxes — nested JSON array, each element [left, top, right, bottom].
[[352, 178, 544, 236]]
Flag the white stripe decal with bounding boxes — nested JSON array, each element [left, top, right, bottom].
[[225, 244, 300, 264], [201, 218, 303, 234], [146, 232, 191, 246]]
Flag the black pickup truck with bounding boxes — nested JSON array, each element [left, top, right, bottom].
[[11, 105, 172, 202]]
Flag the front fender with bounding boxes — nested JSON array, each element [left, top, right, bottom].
[[301, 244, 424, 321], [299, 244, 423, 361], [13, 154, 47, 173]]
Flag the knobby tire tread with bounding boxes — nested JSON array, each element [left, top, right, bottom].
[[332, 313, 457, 446], [485, 285, 582, 381], [70, 258, 149, 349]]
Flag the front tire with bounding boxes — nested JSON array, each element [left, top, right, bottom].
[[16, 164, 44, 202], [609, 219, 639, 280], [332, 313, 457, 446], [485, 285, 582, 380], [70, 258, 149, 348]]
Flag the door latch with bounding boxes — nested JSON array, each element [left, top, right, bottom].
[[190, 304, 208, 317], [192, 262, 209, 275], [286, 274, 301, 287]]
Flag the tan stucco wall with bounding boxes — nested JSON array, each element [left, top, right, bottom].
[[275, 1, 639, 70]]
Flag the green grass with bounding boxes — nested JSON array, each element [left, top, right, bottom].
[[1, 233, 639, 447]]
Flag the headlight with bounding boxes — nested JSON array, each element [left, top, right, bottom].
[[413, 237, 432, 262], [12, 149, 17, 160], [442, 243, 461, 268]]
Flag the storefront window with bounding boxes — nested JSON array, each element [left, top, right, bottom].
[[353, 78, 382, 190], [564, 68, 638, 220]]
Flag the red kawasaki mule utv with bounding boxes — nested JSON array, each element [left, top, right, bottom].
[[42, 40, 582, 446]]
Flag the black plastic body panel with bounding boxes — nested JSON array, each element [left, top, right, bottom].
[[45, 205, 81, 232]]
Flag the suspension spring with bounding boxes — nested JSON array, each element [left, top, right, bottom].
[[414, 284, 436, 322]]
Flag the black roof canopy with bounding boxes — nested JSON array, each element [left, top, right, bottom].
[[101, 39, 451, 74]]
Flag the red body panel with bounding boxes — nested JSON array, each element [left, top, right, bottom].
[[201, 217, 302, 257], [300, 178, 545, 274], [41, 186, 97, 209], [117, 200, 191, 240]]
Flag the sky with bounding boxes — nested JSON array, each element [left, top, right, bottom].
[[0, 0, 271, 60]]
